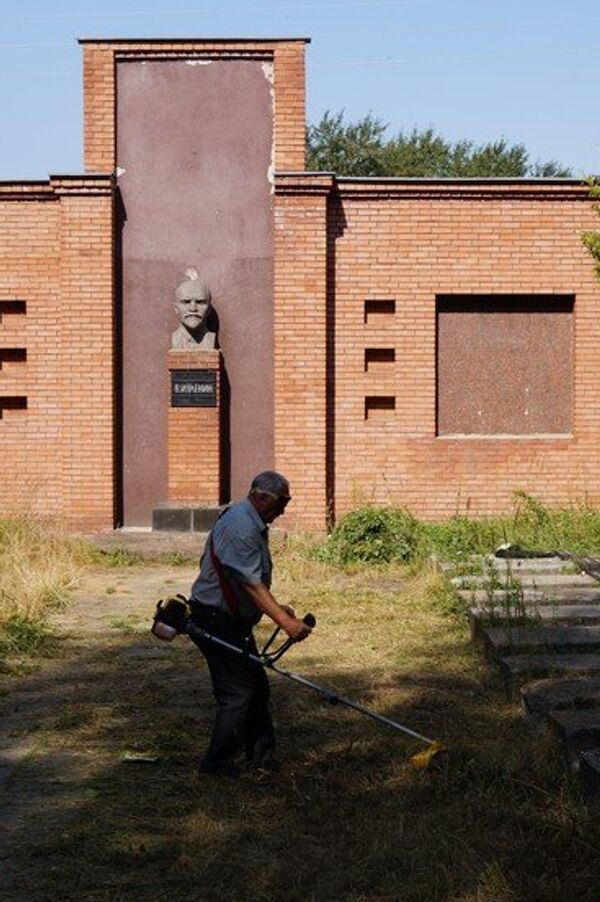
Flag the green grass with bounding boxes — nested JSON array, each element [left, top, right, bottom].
[[92, 547, 146, 568], [0, 614, 49, 655], [107, 615, 143, 631], [314, 492, 600, 566]]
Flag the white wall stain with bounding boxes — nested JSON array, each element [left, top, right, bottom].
[[115, 167, 126, 178], [261, 61, 274, 85], [186, 60, 212, 66], [262, 62, 275, 193]]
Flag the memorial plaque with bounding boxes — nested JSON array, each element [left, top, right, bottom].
[[171, 370, 217, 407]]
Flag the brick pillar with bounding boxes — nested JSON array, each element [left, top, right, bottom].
[[56, 179, 115, 528], [166, 350, 220, 504], [273, 175, 333, 532]]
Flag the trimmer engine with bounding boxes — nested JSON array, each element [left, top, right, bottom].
[[151, 594, 190, 641]]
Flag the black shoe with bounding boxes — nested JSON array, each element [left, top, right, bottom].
[[247, 755, 281, 774]]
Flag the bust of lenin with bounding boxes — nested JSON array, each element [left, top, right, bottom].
[[171, 267, 216, 351]]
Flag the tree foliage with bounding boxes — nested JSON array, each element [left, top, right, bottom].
[[307, 110, 572, 178], [582, 178, 600, 280]]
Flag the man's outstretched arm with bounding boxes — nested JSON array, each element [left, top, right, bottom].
[[243, 582, 312, 641]]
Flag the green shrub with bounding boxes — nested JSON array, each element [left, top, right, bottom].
[[315, 506, 419, 564]]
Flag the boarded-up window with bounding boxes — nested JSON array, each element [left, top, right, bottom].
[[436, 295, 574, 436]]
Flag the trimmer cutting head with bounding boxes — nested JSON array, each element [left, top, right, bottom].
[[409, 740, 445, 770]]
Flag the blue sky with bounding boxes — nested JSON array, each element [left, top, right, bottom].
[[1, 0, 598, 179]]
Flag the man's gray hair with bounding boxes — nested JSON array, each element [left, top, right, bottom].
[[251, 471, 289, 497]]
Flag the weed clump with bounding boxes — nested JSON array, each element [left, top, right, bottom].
[[314, 506, 419, 564]]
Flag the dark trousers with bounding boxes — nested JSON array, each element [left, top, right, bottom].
[[190, 606, 275, 771]]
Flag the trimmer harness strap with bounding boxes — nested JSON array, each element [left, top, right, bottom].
[[208, 533, 240, 617]]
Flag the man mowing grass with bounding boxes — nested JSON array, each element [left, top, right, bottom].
[[188, 471, 312, 776]]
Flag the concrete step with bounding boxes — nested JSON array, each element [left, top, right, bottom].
[[548, 709, 600, 768], [484, 555, 572, 574], [498, 653, 600, 686], [580, 750, 600, 805], [460, 587, 600, 605], [469, 603, 600, 639], [454, 572, 595, 590], [443, 555, 568, 575], [482, 625, 600, 658], [521, 677, 600, 723]]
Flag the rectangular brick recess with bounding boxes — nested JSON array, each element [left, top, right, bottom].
[[0, 396, 27, 416], [0, 349, 26, 367], [0, 300, 26, 318]]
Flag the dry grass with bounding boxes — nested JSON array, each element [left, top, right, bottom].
[[3, 536, 599, 900], [0, 517, 92, 620], [0, 516, 95, 652]]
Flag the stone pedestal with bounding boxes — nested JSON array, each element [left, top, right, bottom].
[[166, 348, 221, 505]]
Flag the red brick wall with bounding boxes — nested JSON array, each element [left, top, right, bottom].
[[0, 177, 114, 529], [273, 176, 332, 531], [167, 350, 220, 504], [274, 177, 600, 529], [81, 39, 307, 173]]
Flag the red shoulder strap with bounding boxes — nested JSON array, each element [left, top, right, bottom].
[[209, 534, 240, 616]]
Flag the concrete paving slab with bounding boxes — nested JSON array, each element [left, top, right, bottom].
[[483, 625, 600, 657], [460, 587, 600, 605], [483, 555, 572, 573], [547, 709, 600, 767], [521, 677, 600, 723], [469, 604, 600, 639], [454, 572, 596, 589]]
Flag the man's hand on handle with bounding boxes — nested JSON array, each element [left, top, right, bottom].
[[243, 583, 313, 642], [278, 604, 310, 642], [284, 616, 312, 642]]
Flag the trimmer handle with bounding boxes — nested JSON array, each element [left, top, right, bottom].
[[261, 612, 316, 664]]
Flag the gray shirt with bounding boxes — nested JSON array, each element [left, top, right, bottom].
[[190, 498, 272, 624]]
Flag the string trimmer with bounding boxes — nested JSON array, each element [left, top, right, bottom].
[[152, 595, 444, 770]]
